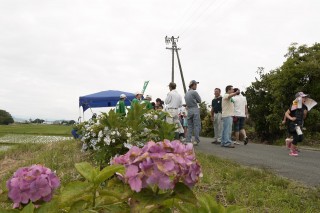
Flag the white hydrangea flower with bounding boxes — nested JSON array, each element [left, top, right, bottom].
[[104, 136, 111, 146], [112, 139, 115, 143], [123, 143, 132, 149], [126, 132, 132, 138]]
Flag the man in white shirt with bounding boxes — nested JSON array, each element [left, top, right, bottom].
[[233, 88, 249, 145], [221, 85, 239, 148], [165, 82, 184, 140]]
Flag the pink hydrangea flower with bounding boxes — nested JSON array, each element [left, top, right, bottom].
[[6, 165, 60, 208], [113, 140, 202, 192]]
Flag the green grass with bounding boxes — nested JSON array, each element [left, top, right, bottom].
[[0, 124, 73, 136], [0, 126, 319, 211], [194, 152, 320, 212]]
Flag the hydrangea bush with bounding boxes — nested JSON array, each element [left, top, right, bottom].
[[113, 140, 202, 192], [75, 104, 177, 166], [6, 164, 60, 208]]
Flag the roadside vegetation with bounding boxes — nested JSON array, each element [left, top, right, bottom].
[[0, 125, 319, 212]]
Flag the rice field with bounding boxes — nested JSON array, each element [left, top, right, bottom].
[[0, 134, 73, 144], [0, 134, 73, 154]]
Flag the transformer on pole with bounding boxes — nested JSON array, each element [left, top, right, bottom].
[[165, 36, 187, 94]]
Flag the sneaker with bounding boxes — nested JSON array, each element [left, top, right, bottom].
[[224, 144, 235, 148], [244, 137, 249, 145], [234, 141, 240, 145], [211, 140, 218, 144], [193, 141, 199, 146], [289, 151, 298, 156]]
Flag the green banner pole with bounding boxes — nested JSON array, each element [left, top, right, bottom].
[[142, 81, 149, 94]]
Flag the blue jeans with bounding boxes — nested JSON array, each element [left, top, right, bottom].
[[186, 107, 201, 143], [221, 116, 232, 146]]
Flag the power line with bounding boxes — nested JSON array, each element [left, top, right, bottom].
[[173, 0, 215, 34], [167, 0, 198, 33], [181, 0, 228, 38]]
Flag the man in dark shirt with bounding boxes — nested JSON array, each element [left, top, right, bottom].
[[211, 88, 222, 144]]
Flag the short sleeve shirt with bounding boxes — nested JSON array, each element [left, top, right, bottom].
[[211, 96, 222, 113]]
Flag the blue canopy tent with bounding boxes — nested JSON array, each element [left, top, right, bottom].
[[79, 90, 135, 112]]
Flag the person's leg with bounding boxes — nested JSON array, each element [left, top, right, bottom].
[[234, 118, 240, 144], [213, 114, 218, 142], [217, 113, 222, 142], [186, 109, 194, 142], [221, 117, 232, 146], [285, 137, 293, 149], [226, 116, 233, 144], [172, 110, 185, 139], [290, 133, 299, 156], [193, 108, 201, 143], [238, 117, 248, 144]]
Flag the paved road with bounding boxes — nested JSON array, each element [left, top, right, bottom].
[[195, 137, 320, 187]]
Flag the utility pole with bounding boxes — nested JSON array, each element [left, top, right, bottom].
[[165, 36, 187, 94]]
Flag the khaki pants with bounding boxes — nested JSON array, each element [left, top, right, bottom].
[[166, 109, 184, 134]]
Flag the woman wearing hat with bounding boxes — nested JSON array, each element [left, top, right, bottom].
[[284, 92, 308, 156]]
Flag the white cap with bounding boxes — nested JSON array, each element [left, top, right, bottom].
[[146, 95, 152, 99], [135, 91, 143, 96], [120, 94, 126, 98]]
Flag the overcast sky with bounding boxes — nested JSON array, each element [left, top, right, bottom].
[[1, 0, 319, 121]]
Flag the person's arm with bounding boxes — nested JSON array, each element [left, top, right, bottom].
[[194, 91, 201, 103], [303, 109, 308, 119], [227, 90, 240, 99], [282, 113, 287, 124], [164, 93, 171, 105], [285, 109, 296, 121], [211, 100, 214, 121]]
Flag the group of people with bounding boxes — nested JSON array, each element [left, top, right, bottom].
[[211, 85, 249, 148], [165, 80, 202, 145], [115, 82, 312, 154], [114, 80, 202, 145], [115, 92, 161, 116]]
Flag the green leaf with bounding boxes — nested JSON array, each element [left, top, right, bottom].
[[69, 200, 90, 213], [95, 195, 120, 206], [173, 182, 197, 205], [94, 165, 124, 185], [35, 199, 58, 213], [21, 202, 34, 213], [60, 181, 94, 207], [99, 190, 122, 200], [130, 188, 172, 213], [75, 162, 98, 182]]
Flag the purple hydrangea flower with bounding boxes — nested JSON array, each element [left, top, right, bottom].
[[113, 140, 202, 192], [6, 164, 60, 208]]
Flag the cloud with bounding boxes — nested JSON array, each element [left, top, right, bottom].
[[0, 0, 319, 120]]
